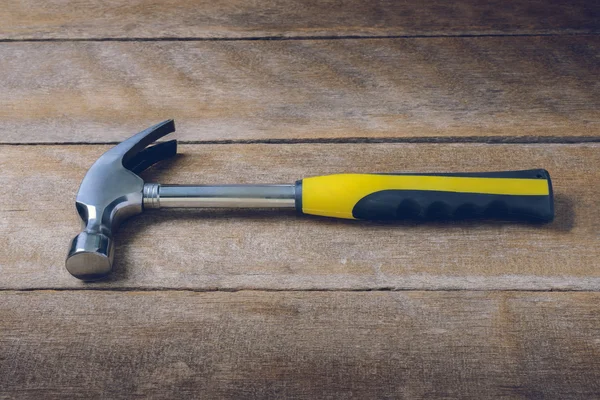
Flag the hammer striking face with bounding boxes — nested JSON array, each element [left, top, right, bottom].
[[67, 120, 554, 281]]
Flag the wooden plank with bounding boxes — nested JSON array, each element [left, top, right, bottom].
[[1, 142, 598, 290], [1, 290, 599, 399], [0, 36, 598, 143], [1, 0, 598, 40]]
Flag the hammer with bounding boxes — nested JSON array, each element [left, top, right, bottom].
[[66, 120, 554, 280]]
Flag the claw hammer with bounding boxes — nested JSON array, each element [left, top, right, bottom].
[[66, 120, 554, 280]]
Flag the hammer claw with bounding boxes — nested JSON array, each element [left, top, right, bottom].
[[117, 119, 176, 165], [127, 139, 178, 174]]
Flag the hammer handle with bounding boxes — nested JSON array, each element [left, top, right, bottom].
[[295, 169, 553, 222]]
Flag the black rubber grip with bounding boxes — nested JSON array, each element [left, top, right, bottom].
[[352, 169, 553, 222]]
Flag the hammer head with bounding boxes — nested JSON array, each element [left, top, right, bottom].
[[66, 120, 177, 280]]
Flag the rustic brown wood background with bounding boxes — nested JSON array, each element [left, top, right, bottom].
[[1, 1, 599, 398]]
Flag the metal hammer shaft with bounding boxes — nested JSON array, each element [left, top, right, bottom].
[[143, 183, 296, 209]]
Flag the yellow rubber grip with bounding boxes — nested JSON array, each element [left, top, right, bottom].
[[301, 172, 552, 220]]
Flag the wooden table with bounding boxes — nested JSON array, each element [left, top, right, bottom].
[[1, 1, 599, 398]]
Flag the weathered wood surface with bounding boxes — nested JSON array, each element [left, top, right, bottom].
[[2, 1, 599, 398], [1, 290, 599, 399], [1, 36, 598, 144], [1, 142, 598, 290], [1, 0, 598, 40]]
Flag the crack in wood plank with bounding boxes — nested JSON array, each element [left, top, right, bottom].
[[1, 32, 598, 43]]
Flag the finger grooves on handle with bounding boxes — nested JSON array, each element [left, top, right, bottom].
[[352, 190, 553, 222]]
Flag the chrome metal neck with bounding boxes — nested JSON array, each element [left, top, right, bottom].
[[143, 183, 296, 209]]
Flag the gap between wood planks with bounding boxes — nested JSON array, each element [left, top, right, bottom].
[[0, 32, 597, 43], [3, 287, 600, 293], [2, 136, 600, 146]]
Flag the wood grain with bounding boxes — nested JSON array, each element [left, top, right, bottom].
[[1, 0, 598, 40], [1, 290, 599, 399], [0, 36, 598, 143], [1, 142, 598, 290]]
